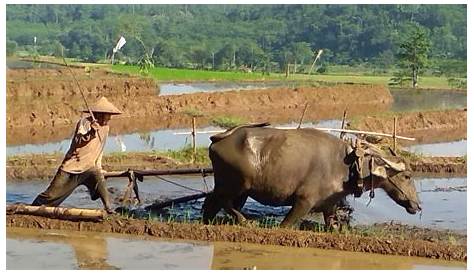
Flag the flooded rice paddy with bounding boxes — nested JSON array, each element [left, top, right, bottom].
[[6, 175, 466, 232], [6, 227, 466, 270], [159, 83, 466, 112], [6, 120, 342, 156]]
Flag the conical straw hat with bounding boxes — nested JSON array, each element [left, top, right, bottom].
[[82, 97, 123, 115]]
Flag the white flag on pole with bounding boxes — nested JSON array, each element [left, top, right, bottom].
[[113, 36, 126, 53]]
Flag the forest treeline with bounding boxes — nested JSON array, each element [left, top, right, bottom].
[[6, 4, 466, 76]]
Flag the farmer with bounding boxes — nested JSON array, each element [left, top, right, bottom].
[[32, 97, 122, 214]]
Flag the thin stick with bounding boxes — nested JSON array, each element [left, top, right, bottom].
[[104, 167, 214, 178], [297, 102, 309, 129], [173, 127, 415, 141], [192, 116, 197, 162], [393, 117, 397, 151], [62, 56, 102, 142], [62, 57, 96, 122], [339, 109, 347, 139]]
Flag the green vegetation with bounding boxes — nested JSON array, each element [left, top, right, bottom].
[[111, 64, 280, 82], [391, 25, 431, 88], [161, 146, 210, 165], [211, 115, 248, 129], [6, 4, 466, 82]]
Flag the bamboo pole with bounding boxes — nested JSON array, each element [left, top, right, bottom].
[[173, 127, 415, 141], [6, 204, 106, 220], [308, 49, 323, 75], [393, 117, 398, 151], [297, 103, 309, 129], [339, 109, 347, 139], [104, 167, 214, 179], [192, 116, 197, 163]]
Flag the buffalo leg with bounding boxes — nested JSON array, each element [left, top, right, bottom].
[[280, 198, 313, 228], [202, 193, 221, 224], [224, 200, 247, 224], [323, 205, 338, 230], [233, 195, 248, 211]]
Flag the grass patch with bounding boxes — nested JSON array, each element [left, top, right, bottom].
[[111, 64, 460, 89], [111, 64, 283, 82], [162, 146, 210, 165], [182, 107, 205, 117], [211, 115, 247, 129]]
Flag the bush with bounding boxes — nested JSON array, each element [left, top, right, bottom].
[[6, 40, 17, 56], [211, 115, 247, 129], [447, 78, 467, 89]]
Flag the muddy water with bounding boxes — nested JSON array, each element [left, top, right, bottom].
[[6, 120, 342, 156], [6, 227, 465, 270], [159, 81, 288, 95], [6, 58, 62, 69], [404, 139, 467, 157], [6, 175, 466, 232], [390, 89, 466, 112], [351, 177, 467, 232], [6, 227, 213, 270]]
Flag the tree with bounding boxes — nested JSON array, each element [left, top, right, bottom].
[[6, 40, 17, 56], [395, 25, 431, 88]]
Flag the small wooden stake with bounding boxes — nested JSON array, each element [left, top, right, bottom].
[[192, 116, 197, 163], [297, 102, 309, 129], [339, 109, 347, 139], [392, 117, 397, 152]]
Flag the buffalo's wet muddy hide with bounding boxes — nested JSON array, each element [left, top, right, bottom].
[[203, 123, 422, 228]]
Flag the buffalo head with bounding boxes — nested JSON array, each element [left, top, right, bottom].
[[349, 140, 422, 215]]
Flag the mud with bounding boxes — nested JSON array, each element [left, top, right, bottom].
[[5, 214, 466, 262], [409, 156, 466, 175], [7, 67, 393, 145], [5, 152, 466, 181], [7, 227, 465, 270], [350, 109, 467, 145]]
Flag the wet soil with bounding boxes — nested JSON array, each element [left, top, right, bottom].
[[5, 214, 466, 262], [409, 156, 466, 174], [350, 109, 467, 145], [7, 67, 392, 145], [7, 227, 465, 270], [5, 151, 466, 181]]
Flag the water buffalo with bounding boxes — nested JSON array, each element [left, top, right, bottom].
[[203, 123, 421, 228]]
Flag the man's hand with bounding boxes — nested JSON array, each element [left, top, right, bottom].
[[91, 120, 100, 131]]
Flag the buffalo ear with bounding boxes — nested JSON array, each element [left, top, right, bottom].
[[372, 165, 388, 178], [381, 157, 406, 172]]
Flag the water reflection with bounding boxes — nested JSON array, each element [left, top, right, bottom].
[[404, 139, 466, 157], [6, 228, 465, 270], [390, 89, 466, 112], [7, 228, 213, 270], [159, 81, 287, 96], [351, 177, 467, 232]]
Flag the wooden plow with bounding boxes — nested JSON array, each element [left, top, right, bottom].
[[104, 167, 213, 209]]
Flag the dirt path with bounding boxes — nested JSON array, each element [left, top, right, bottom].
[[5, 214, 466, 262], [5, 151, 466, 181]]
